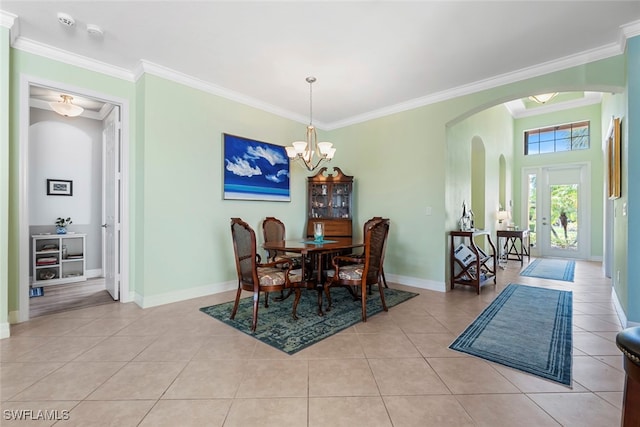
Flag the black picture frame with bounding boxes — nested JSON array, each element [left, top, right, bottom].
[[46, 179, 73, 196]]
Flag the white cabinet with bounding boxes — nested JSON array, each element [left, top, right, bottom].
[[32, 234, 87, 285]]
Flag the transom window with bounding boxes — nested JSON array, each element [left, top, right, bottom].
[[524, 121, 590, 155]]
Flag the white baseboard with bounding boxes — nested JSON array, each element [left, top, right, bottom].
[[0, 322, 10, 339], [86, 269, 102, 279], [612, 286, 629, 327], [135, 280, 237, 309], [386, 273, 446, 292]]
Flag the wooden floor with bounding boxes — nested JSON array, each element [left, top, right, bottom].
[[29, 278, 116, 318]]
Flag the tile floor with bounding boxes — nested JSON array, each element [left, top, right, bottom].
[[0, 259, 626, 426]]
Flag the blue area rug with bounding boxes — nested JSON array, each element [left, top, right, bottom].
[[449, 283, 572, 386], [200, 287, 418, 354], [520, 258, 575, 282]]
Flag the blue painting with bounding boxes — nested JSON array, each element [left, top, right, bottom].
[[223, 133, 290, 201]]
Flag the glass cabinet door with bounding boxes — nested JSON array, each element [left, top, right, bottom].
[[331, 183, 351, 218], [310, 184, 329, 218]]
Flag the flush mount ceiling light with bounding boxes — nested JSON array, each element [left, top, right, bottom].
[[529, 93, 559, 104], [49, 95, 84, 117], [285, 77, 336, 171]]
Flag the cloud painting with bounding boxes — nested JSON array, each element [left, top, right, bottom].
[[223, 133, 290, 201]]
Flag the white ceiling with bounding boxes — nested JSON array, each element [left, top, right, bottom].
[[3, 1, 640, 128]]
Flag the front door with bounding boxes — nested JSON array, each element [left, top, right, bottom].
[[524, 164, 590, 259]]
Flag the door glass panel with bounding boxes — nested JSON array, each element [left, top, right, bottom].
[[549, 184, 578, 251], [527, 173, 537, 249]]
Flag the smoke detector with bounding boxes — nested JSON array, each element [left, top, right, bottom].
[[86, 24, 104, 37], [57, 12, 75, 27]]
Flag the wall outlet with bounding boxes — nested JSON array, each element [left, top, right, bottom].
[[425, 206, 432, 216]]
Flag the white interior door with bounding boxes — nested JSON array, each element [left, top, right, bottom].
[[102, 106, 120, 300], [537, 165, 589, 259]]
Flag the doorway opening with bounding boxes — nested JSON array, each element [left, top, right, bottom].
[[18, 76, 130, 322]]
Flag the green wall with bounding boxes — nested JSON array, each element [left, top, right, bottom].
[[513, 103, 605, 258], [1, 27, 10, 334], [4, 36, 637, 325]]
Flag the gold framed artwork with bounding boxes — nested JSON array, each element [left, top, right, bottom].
[[606, 117, 621, 199]]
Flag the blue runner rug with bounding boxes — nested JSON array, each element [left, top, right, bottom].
[[449, 283, 572, 386], [520, 258, 575, 282], [200, 286, 418, 354]]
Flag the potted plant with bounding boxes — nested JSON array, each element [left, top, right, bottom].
[[55, 217, 72, 234]]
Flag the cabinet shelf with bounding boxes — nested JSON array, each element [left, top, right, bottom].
[[306, 167, 353, 238], [449, 230, 497, 294], [32, 234, 87, 286]]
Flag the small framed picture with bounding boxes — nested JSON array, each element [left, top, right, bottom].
[[46, 179, 73, 196]]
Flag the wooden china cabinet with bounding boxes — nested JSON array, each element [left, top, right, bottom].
[[306, 167, 353, 238]]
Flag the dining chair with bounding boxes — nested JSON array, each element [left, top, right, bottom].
[[262, 216, 302, 267], [324, 218, 389, 322], [352, 216, 389, 295], [230, 218, 300, 331]]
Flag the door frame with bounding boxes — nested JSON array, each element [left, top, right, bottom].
[[521, 162, 591, 260], [16, 75, 131, 322]]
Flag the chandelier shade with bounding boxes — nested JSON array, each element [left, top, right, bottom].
[[49, 94, 84, 117], [286, 77, 335, 171]]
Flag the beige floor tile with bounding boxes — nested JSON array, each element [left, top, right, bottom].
[[309, 396, 392, 427], [491, 364, 588, 393], [405, 333, 465, 358], [528, 392, 621, 427], [133, 334, 205, 362], [63, 400, 155, 426], [225, 397, 307, 427], [358, 333, 421, 358], [309, 358, 378, 397], [162, 359, 246, 399], [10, 362, 124, 401], [139, 399, 231, 427], [389, 313, 450, 334], [427, 357, 520, 394], [573, 331, 621, 355], [369, 357, 449, 395], [456, 393, 560, 426], [63, 317, 138, 337], [8, 317, 89, 337], [384, 395, 475, 426], [235, 359, 308, 398], [572, 356, 625, 392], [595, 391, 623, 409], [0, 336, 57, 361], [192, 334, 257, 360], [0, 362, 64, 401], [573, 315, 622, 332], [18, 336, 106, 362], [0, 260, 626, 426], [293, 333, 365, 359], [87, 361, 185, 400], [0, 400, 78, 426], [73, 335, 156, 362]]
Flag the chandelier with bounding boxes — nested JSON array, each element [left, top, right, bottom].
[[528, 93, 559, 104], [285, 77, 335, 171], [49, 94, 84, 117]]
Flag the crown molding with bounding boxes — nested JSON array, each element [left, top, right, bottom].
[[0, 10, 16, 29], [136, 60, 311, 126], [12, 37, 136, 82], [326, 40, 625, 130], [6, 16, 639, 130]]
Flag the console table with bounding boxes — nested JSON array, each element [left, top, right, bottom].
[[449, 230, 497, 294], [496, 229, 530, 266]]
